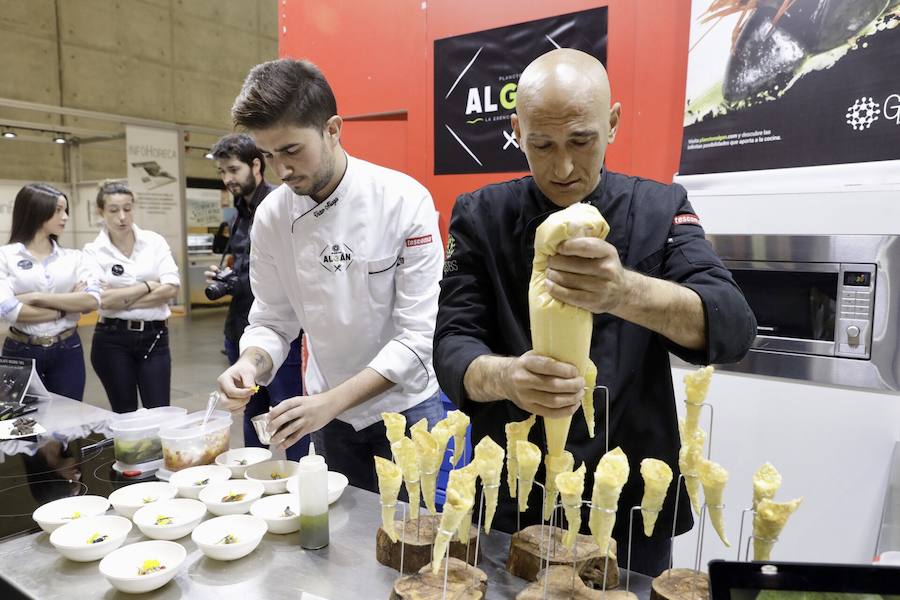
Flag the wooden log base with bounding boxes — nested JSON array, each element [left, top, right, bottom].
[[377, 514, 479, 574], [650, 568, 710, 600], [506, 525, 619, 589], [390, 557, 487, 600], [516, 565, 639, 600]]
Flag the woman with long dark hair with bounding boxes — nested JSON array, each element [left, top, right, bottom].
[[83, 182, 180, 413], [0, 183, 101, 401]]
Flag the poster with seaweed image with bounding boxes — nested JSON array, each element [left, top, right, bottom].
[[679, 0, 900, 175]]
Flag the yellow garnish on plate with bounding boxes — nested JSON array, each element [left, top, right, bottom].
[[194, 478, 210, 486], [142, 496, 157, 504], [138, 559, 165, 576], [155, 515, 173, 526], [222, 492, 245, 503], [87, 532, 108, 544], [235, 459, 248, 466], [64, 511, 82, 520], [217, 533, 238, 544], [270, 472, 283, 480]]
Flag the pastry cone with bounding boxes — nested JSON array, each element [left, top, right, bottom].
[[391, 437, 421, 519], [516, 440, 541, 513], [683, 366, 714, 436], [530, 203, 609, 452], [583, 360, 598, 438], [431, 469, 476, 575], [697, 458, 730, 547], [640, 458, 673, 537], [543, 451, 574, 520], [431, 420, 453, 467], [589, 447, 630, 557], [374, 456, 403, 542], [409, 417, 429, 439], [472, 436, 505, 533], [453, 463, 479, 542], [444, 410, 470, 466], [752, 462, 782, 510], [382, 412, 406, 446], [753, 497, 802, 561], [678, 419, 706, 515], [411, 429, 442, 515], [556, 463, 587, 549], [505, 415, 536, 498]]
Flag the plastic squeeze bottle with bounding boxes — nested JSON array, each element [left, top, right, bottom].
[[297, 442, 330, 549]]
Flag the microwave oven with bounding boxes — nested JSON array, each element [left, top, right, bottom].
[[700, 235, 900, 392]]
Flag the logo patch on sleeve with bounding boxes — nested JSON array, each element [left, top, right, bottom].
[[673, 213, 702, 227], [405, 234, 433, 248]]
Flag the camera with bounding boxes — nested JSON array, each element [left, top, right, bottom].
[[205, 267, 238, 301]]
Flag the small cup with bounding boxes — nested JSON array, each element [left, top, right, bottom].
[[250, 413, 272, 445]]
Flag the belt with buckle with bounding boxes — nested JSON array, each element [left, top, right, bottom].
[[97, 317, 167, 332], [8, 327, 77, 348]]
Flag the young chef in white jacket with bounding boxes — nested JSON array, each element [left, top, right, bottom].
[[217, 58, 445, 492]]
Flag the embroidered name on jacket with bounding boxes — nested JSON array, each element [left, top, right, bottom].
[[320, 243, 354, 273], [313, 197, 339, 218], [673, 213, 701, 227]]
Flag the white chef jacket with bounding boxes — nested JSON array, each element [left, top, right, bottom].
[[240, 155, 443, 430], [0, 242, 101, 336], [82, 224, 181, 321]]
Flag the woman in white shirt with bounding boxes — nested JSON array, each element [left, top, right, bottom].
[[0, 183, 101, 401], [83, 182, 180, 413]]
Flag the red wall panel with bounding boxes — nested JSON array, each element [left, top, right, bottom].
[[281, 0, 691, 239]]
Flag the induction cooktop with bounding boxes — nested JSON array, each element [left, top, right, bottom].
[[0, 432, 153, 540]]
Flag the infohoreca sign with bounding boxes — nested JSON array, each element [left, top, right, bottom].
[[433, 8, 608, 175]]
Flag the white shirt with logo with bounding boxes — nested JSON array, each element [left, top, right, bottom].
[[0, 242, 101, 336], [240, 155, 443, 430], [82, 224, 181, 322]]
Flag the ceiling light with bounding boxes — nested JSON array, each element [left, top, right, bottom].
[[53, 135, 67, 144], [2, 129, 16, 139]]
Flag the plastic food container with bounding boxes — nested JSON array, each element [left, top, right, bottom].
[[110, 407, 188, 466], [159, 410, 232, 473]]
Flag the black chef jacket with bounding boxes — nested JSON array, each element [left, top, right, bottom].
[[224, 179, 277, 344], [434, 169, 756, 544]]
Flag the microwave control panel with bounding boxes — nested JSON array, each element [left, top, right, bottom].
[[836, 263, 876, 358]]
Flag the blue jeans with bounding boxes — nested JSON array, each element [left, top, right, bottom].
[[312, 391, 446, 493], [91, 323, 171, 413], [2, 332, 86, 401], [225, 337, 309, 461]]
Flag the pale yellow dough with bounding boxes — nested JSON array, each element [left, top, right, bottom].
[[556, 463, 587, 549], [639, 458, 673, 537], [472, 436, 505, 533], [374, 456, 403, 542], [589, 447, 630, 557], [752, 462, 782, 510], [530, 202, 609, 449], [697, 458, 730, 547], [753, 497, 802, 561], [516, 440, 542, 513], [431, 468, 477, 575], [382, 412, 406, 446], [505, 415, 536, 499], [391, 437, 421, 520]]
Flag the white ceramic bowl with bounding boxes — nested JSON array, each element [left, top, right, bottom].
[[249, 494, 300, 534], [215, 447, 272, 478], [287, 471, 349, 504], [32, 495, 111, 533], [108, 482, 178, 519], [169, 464, 232, 499], [198, 479, 265, 516], [191, 514, 267, 561], [133, 498, 206, 540], [49, 515, 132, 561], [99, 539, 185, 593], [244, 460, 300, 495]]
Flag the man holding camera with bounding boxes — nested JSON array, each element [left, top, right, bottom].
[[208, 133, 308, 459]]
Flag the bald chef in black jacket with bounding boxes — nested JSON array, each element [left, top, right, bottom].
[[433, 48, 756, 577]]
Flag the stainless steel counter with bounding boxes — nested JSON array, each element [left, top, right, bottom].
[[0, 486, 653, 599]]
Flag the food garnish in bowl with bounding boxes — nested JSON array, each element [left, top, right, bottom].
[[142, 496, 157, 504], [138, 559, 166, 576], [270, 472, 283, 480], [235, 459, 248, 466], [282, 506, 295, 517], [194, 478, 210, 486], [221, 492, 245, 503], [155, 515, 174, 526], [64, 511, 82, 520], [87, 532, 109, 544], [217, 533, 238, 545]]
